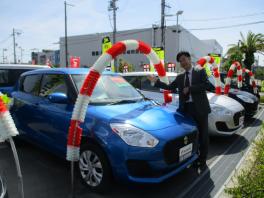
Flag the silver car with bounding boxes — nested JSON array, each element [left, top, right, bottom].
[[121, 72, 245, 136]]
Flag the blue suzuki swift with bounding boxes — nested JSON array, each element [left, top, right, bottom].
[[10, 68, 198, 192]]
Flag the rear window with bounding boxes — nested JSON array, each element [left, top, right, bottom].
[[0, 69, 30, 87], [20, 75, 42, 95]]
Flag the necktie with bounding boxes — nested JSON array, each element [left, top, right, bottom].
[[184, 71, 190, 101]]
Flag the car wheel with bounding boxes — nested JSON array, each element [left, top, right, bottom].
[[79, 144, 112, 193]]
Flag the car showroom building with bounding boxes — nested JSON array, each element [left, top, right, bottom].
[[59, 25, 223, 71]]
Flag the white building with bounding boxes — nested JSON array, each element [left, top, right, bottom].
[[60, 25, 223, 71]]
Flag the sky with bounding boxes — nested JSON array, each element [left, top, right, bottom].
[[0, 0, 264, 65]]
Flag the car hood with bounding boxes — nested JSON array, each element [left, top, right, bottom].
[[206, 92, 244, 111], [88, 101, 196, 132], [140, 90, 244, 111], [229, 88, 258, 102]]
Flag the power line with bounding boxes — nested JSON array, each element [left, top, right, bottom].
[[61, 20, 263, 46], [61, 28, 150, 46], [168, 11, 264, 22], [186, 20, 264, 31], [0, 35, 12, 44]]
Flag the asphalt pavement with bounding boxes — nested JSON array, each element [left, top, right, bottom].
[[0, 105, 263, 198]]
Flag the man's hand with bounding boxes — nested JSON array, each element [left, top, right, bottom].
[[147, 75, 157, 83], [183, 87, 189, 95]]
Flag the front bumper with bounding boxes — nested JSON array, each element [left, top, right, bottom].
[[106, 131, 198, 183], [244, 101, 258, 116], [209, 110, 245, 136]]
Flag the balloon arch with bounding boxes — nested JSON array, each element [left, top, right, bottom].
[[196, 57, 257, 95]]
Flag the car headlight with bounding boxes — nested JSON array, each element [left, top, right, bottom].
[[211, 104, 232, 116], [110, 123, 159, 148], [236, 94, 254, 103]]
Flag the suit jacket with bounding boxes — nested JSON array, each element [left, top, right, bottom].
[[155, 68, 211, 116]]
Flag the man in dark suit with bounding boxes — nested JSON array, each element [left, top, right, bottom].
[[148, 51, 211, 170]]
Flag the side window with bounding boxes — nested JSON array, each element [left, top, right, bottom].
[[21, 75, 42, 95], [141, 76, 160, 92], [123, 76, 141, 89], [0, 69, 29, 86], [0, 69, 9, 86], [39, 74, 68, 97]]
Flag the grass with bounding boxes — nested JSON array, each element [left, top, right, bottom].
[[225, 124, 264, 197], [261, 95, 264, 104], [261, 81, 264, 92]]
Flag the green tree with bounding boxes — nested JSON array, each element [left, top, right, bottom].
[[254, 67, 264, 80], [225, 31, 264, 84], [222, 47, 243, 72], [227, 31, 264, 70]]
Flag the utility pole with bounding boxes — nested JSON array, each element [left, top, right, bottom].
[[2, 49, 7, 63], [161, 0, 165, 49], [108, 0, 118, 72], [12, 28, 22, 64], [12, 28, 17, 64], [161, 0, 171, 64], [64, 1, 74, 68], [64, 1, 68, 68]]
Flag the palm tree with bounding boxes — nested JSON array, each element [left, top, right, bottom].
[[227, 31, 264, 70]]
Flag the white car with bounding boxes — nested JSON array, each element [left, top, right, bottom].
[[121, 72, 245, 136]]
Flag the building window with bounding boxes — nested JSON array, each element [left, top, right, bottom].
[[92, 51, 95, 56], [131, 50, 135, 54], [95, 51, 99, 56], [136, 49, 139, 54], [127, 50, 131, 54]]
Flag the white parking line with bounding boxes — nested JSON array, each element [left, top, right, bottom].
[[178, 107, 264, 198]]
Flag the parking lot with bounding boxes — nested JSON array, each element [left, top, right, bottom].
[[0, 105, 263, 198]]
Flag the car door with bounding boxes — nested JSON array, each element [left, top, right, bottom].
[[36, 74, 74, 156], [11, 74, 43, 139]]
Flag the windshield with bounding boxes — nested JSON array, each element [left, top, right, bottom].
[[168, 76, 176, 83], [72, 74, 143, 103]]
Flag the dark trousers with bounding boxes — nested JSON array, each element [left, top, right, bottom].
[[184, 102, 209, 162]]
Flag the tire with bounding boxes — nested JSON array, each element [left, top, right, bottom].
[[78, 144, 112, 193]]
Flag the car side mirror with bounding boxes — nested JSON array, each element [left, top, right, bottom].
[[48, 93, 68, 104]]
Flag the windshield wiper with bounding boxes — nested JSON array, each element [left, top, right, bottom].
[[106, 99, 142, 105]]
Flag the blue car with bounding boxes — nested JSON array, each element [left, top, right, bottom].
[[10, 68, 198, 192]]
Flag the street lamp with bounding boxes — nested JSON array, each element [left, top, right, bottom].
[[152, 24, 159, 47], [176, 10, 183, 56]]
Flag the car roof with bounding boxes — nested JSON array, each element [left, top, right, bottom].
[[21, 68, 117, 77], [0, 64, 50, 69], [120, 71, 178, 77]]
